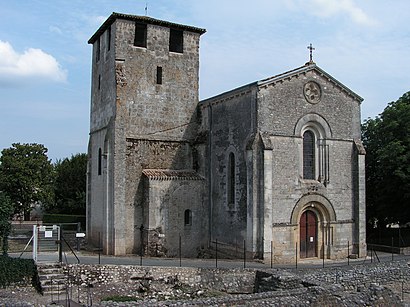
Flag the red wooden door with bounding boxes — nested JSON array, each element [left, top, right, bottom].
[[300, 210, 318, 258]]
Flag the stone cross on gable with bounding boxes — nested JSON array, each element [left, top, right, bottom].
[[307, 43, 315, 63]]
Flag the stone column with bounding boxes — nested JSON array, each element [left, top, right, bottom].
[[353, 139, 367, 257], [246, 149, 257, 253], [263, 149, 273, 256]]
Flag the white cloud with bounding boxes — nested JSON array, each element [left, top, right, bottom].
[[49, 25, 63, 35], [286, 0, 376, 26], [0, 40, 67, 85], [314, 0, 375, 25]]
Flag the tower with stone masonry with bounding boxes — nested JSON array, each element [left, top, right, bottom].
[[87, 13, 206, 255]]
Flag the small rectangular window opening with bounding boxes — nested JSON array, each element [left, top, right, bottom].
[[98, 75, 101, 90], [134, 23, 147, 48], [156, 66, 163, 85], [98, 148, 102, 176], [169, 29, 183, 53], [184, 209, 192, 226]]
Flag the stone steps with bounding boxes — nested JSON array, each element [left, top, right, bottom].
[[37, 263, 68, 295]]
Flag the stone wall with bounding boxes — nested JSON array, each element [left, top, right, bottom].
[[200, 86, 257, 247], [65, 264, 256, 294], [87, 14, 205, 256], [59, 260, 409, 305]]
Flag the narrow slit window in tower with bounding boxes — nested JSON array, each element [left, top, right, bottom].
[[156, 66, 163, 84], [98, 148, 102, 176], [184, 209, 192, 226]]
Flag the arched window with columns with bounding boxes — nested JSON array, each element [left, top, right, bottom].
[[295, 114, 331, 184], [303, 130, 315, 180]]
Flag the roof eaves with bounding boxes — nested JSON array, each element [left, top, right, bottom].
[[88, 12, 206, 44], [257, 63, 363, 103], [257, 64, 313, 87], [142, 169, 204, 181], [313, 65, 363, 102], [200, 81, 258, 106]]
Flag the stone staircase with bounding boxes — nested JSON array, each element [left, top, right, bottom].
[[37, 263, 68, 296]]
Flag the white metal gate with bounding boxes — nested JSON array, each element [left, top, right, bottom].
[[32, 225, 60, 262]]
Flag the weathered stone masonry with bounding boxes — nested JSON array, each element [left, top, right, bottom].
[[87, 12, 366, 263]]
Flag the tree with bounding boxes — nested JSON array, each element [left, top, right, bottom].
[[0, 143, 54, 220], [0, 192, 13, 255], [362, 91, 410, 227], [47, 153, 87, 215]]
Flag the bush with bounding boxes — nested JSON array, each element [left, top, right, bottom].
[[0, 255, 41, 291]]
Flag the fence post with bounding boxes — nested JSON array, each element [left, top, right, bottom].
[[391, 237, 394, 261], [399, 227, 401, 252], [243, 240, 246, 269], [322, 241, 325, 268], [76, 222, 81, 251], [322, 224, 325, 268], [59, 226, 63, 263], [295, 242, 298, 270], [98, 232, 101, 265], [32, 225, 37, 262], [139, 224, 144, 266], [179, 234, 182, 267], [215, 239, 218, 268]]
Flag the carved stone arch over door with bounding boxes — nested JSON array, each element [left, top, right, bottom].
[[291, 194, 336, 259]]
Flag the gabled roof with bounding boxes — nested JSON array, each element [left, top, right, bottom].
[[88, 12, 206, 44], [200, 62, 363, 105], [258, 62, 363, 102], [142, 169, 204, 181]]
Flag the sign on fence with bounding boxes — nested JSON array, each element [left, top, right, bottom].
[[32, 225, 60, 262]]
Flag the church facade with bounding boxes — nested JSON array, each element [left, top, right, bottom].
[[86, 12, 366, 263]]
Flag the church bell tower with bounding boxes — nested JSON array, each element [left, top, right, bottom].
[[87, 13, 206, 255]]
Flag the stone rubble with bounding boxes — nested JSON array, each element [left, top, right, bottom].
[[0, 259, 409, 306]]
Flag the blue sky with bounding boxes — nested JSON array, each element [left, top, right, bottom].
[[0, 0, 409, 161]]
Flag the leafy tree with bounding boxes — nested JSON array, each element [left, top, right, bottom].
[[0, 192, 13, 255], [0, 143, 54, 220], [362, 91, 410, 227], [47, 153, 87, 215]]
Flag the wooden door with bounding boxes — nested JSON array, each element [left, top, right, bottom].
[[300, 210, 318, 258]]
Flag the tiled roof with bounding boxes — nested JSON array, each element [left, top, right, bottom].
[[88, 12, 206, 44], [142, 169, 204, 181]]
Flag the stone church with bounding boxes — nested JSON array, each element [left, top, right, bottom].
[[86, 12, 366, 263]]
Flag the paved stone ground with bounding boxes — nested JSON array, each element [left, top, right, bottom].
[[1, 255, 409, 306]]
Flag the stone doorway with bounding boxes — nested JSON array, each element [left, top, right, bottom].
[[300, 210, 318, 258]]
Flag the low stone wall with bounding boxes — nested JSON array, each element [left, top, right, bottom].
[[65, 264, 256, 294], [65, 260, 410, 294], [298, 260, 410, 291], [368, 243, 410, 255]]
